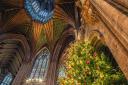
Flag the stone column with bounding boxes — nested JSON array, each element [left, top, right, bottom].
[[12, 62, 32, 85], [90, 0, 128, 79]]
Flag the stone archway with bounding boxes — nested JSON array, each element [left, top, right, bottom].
[[0, 34, 30, 61], [0, 34, 31, 85], [46, 27, 75, 85], [88, 29, 128, 80]]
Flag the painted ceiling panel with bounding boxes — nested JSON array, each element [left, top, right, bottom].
[[58, 3, 75, 19], [33, 21, 44, 42], [54, 5, 75, 27], [43, 20, 54, 46], [53, 18, 67, 44], [0, 0, 76, 74], [0, 0, 75, 51], [35, 28, 47, 49], [2, 8, 20, 23]]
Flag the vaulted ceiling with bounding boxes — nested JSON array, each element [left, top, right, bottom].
[[0, 0, 76, 75]]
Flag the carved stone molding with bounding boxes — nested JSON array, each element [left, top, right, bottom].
[[0, 34, 30, 61], [80, 0, 128, 79]]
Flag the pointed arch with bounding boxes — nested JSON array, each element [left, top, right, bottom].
[[46, 27, 75, 85], [26, 47, 50, 84], [88, 30, 105, 48], [0, 33, 30, 62]]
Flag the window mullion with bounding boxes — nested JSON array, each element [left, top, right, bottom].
[[38, 56, 45, 79], [32, 58, 40, 79], [42, 54, 48, 78], [36, 57, 43, 79], [26, 48, 50, 84]]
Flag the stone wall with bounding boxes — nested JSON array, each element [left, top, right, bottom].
[[80, 0, 128, 79]]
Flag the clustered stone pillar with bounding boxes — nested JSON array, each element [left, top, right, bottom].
[[89, 0, 128, 80], [12, 62, 32, 85], [46, 46, 61, 85]]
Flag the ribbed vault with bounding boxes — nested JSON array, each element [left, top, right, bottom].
[[0, 34, 30, 76], [1, 0, 128, 84], [0, 0, 76, 53], [0, 0, 77, 84]]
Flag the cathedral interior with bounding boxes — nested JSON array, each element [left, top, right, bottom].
[[0, 0, 128, 85]]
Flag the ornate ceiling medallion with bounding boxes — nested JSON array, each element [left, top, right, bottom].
[[24, 0, 54, 23]]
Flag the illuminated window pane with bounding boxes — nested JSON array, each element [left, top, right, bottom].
[[26, 47, 50, 84], [0, 73, 13, 85]]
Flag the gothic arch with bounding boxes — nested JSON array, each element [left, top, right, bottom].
[[46, 27, 75, 85], [25, 47, 50, 85], [0, 33, 30, 61], [0, 33, 31, 83], [88, 30, 105, 48]]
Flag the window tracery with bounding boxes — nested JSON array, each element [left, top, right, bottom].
[[0, 73, 13, 85], [26, 47, 50, 85]]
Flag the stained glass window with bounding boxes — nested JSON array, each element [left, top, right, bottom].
[[24, 0, 54, 23], [26, 47, 50, 84], [0, 73, 13, 85]]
